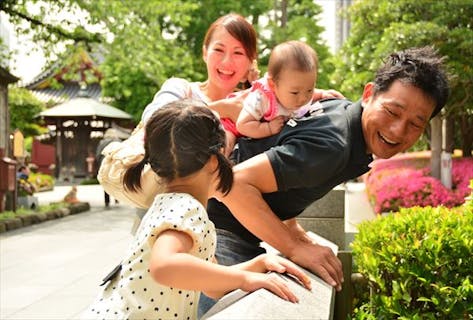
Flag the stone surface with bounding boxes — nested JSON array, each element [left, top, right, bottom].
[[203, 270, 335, 320], [296, 217, 345, 249], [4, 218, 22, 231], [299, 185, 345, 218], [203, 232, 338, 320]]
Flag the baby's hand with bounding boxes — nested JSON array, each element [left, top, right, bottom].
[[268, 116, 286, 135]]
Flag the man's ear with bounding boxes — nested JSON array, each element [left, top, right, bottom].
[[362, 82, 374, 105]]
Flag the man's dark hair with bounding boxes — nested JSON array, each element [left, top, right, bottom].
[[373, 46, 449, 118]]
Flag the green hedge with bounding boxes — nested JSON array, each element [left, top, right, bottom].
[[352, 202, 473, 319]]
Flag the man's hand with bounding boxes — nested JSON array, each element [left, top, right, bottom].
[[288, 241, 343, 291], [284, 218, 343, 291]]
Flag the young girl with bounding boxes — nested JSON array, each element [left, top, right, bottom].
[[83, 100, 311, 319], [236, 40, 322, 139]]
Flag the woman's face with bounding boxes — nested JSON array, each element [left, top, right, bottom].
[[203, 26, 252, 96]]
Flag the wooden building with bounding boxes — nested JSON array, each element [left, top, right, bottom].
[[23, 46, 133, 178]]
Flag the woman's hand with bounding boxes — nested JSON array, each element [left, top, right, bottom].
[[209, 90, 250, 122], [313, 88, 345, 101]]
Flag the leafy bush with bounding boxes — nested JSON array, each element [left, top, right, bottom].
[[365, 156, 472, 214], [0, 202, 68, 221], [79, 177, 99, 185], [352, 204, 473, 319]]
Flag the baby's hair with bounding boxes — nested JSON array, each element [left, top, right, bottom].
[[123, 99, 233, 195], [268, 40, 318, 82]]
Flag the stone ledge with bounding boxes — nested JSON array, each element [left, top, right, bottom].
[[0, 202, 90, 234]]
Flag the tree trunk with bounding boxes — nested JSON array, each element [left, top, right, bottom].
[[430, 115, 442, 180], [441, 117, 453, 189], [280, 0, 288, 28], [460, 113, 473, 157]]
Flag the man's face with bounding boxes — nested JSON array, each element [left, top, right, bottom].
[[361, 80, 435, 159]]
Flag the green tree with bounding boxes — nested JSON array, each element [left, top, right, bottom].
[[8, 87, 45, 137], [259, 0, 335, 90], [2, 0, 334, 121], [331, 0, 473, 158]]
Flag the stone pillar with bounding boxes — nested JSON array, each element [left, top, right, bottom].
[[296, 185, 345, 249]]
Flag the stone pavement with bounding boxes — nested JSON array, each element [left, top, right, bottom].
[[0, 184, 135, 319], [0, 182, 375, 319]]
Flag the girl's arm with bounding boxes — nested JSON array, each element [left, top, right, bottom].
[[149, 229, 309, 301]]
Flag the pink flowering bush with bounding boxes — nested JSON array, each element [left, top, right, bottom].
[[365, 155, 473, 214]]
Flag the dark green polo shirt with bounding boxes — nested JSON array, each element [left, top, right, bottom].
[[208, 99, 373, 244]]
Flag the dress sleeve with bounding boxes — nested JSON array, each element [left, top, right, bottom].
[[144, 195, 213, 253], [141, 78, 191, 123], [243, 89, 269, 120]]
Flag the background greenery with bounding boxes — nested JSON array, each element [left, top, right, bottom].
[[1, 0, 472, 154]]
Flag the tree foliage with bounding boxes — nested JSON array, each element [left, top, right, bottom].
[[331, 0, 473, 156], [8, 87, 45, 137], [1, 0, 334, 122]]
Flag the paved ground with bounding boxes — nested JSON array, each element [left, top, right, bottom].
[[0, 185, 136, 319], [0, 182, 375, 319]]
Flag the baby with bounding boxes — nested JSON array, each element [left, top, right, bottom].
[[237, 40, 319, 138]]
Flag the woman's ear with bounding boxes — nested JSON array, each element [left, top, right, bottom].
[[267, 76, 276, 91], [202, 46, 208, 63]]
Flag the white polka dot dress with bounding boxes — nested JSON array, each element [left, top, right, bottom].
[[82, 193, 216, 319]]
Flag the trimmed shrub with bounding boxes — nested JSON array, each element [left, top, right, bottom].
[[352, 204, 473, 319], [365, 156, 472, 214]]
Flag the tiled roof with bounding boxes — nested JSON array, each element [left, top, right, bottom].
[[21, 46, 104, 104], [27, 82, 102, 104]]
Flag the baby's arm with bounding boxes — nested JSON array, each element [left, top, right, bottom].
[[237, 110, 286, 138]]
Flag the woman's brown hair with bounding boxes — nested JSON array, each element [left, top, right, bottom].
[[203, 13, 257, 61]]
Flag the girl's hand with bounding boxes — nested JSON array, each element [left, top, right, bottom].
[[258, 254, 312, 291], [240, 271, 299, 303], [246, 59, 260, 83]]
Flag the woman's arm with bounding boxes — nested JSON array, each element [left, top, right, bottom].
[[207, 90, 250, 122]]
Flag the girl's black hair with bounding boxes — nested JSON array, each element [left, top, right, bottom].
[[123, 99, 233, 195]]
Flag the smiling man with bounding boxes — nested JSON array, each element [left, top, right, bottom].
[[202, 46, 449, 313]]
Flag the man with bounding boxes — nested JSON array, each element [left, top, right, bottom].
[[205, 46, 449, 298]]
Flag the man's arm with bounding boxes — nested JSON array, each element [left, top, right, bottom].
[[217, 153, 343, 291]]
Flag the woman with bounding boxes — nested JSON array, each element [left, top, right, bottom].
[[141, 13, 259, 150]]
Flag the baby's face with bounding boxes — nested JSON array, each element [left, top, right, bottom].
[[271, 69, 316, 111]]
